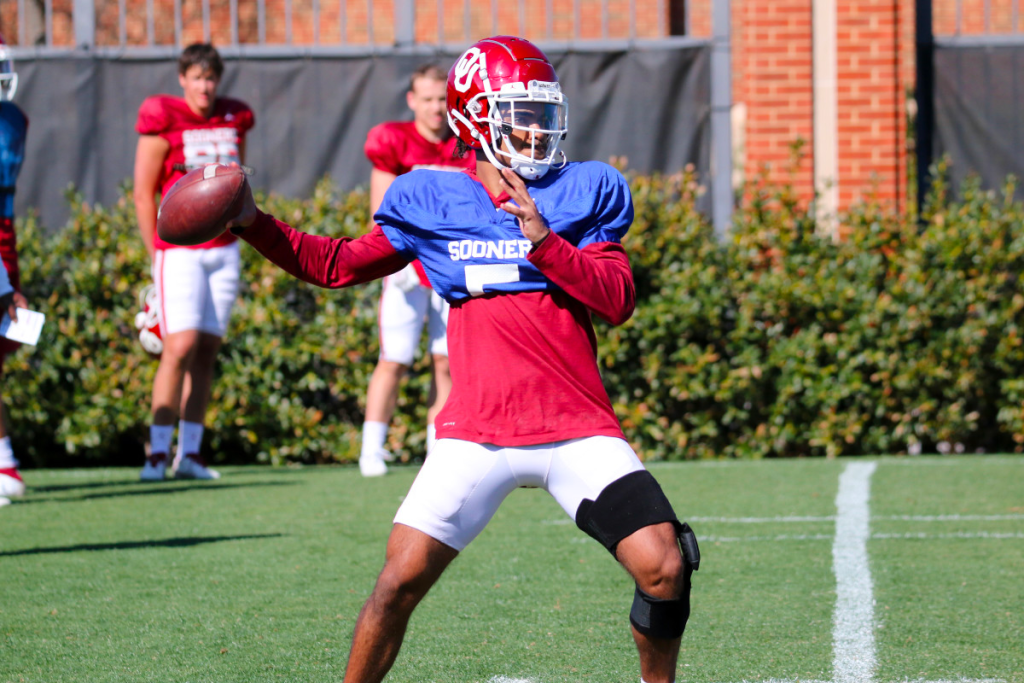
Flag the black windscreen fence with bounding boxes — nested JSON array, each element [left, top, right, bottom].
[[14, 46, 710, 230], [934, 44, 1024, 195]]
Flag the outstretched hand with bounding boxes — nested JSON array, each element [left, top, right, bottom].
[[226, 179, 259, 233], [499, 167, 551, 246]]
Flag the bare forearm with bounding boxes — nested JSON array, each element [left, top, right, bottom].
[[135, 194, 158, 256], [133, 134, 169, 257]]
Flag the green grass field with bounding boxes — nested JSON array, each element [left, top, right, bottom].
[[2, 456, 1022, 683]]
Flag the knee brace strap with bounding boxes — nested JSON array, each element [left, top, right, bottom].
[[629, 585, 691, 640], [677, 522, 701, 572]]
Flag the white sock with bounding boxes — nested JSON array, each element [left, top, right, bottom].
[[176, 421, 204, 459], [426, 424, 437, 453], [361, 421, 388, 460], [0, 436, 18, 469], [150, 424, 175, 457]]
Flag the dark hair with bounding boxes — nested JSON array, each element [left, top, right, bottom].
[[409, 64, 447, 93], [178, 43, 224, 79], [455, 138, 473, 159]]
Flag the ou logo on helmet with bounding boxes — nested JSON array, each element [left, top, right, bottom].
[[453, 47, 483, 93]]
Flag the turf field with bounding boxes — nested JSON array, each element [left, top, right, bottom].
[[1, 456, 1021, 683]]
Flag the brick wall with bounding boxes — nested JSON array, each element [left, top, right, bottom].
[[933, 0, 1022, 34], [733, 0, 816, 200], [835, 0, 913, 208], [733, 0, 914, 212]]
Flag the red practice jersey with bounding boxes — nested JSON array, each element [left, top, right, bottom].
[[364, 121, 474, 286], [137, 95, 255, 251], [364, 121, 473, 177]]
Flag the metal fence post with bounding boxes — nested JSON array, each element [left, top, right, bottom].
[[73, 0, 95, 48], [396, 0, 415, 46], [711, 0, 734, 237], [916, 0, 934, 216]]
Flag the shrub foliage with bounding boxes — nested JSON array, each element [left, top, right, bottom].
[[6, 164, 1024, 466]]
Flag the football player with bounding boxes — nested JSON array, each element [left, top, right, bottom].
[[0, 34, 29, 507], [227, 36, 698, 683], [359, 64, 475, 477], [133, 43, 255, 481]]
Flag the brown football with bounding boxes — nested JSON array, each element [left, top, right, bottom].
[[156, 164, 249, 246]]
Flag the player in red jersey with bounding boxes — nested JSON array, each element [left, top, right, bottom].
[[133, 43, 255, 481], [0, 35, 30, 507], [359, 64, 475, 477], [226, 36, 697, 683]]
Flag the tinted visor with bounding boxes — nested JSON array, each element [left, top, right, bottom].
[[496, 101, 565, 132]]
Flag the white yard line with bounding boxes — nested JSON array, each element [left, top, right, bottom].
[[873, 532, 1024, 540], [688, 514, 1024, 524], [720, 679, 1002, 683], [689, 515, 836, 523], [879, 514, 1024, 522], [704, 531, 1024, 543], [703, 534, 834, 542], [832, 461, 878, 683]]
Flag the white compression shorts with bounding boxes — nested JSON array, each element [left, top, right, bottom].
[[393, 436, 646, 551], [153, 243, 241, 337], [377, 267, 448, 365]]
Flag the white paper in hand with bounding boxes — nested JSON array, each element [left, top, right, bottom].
[[0, 308, 45, 346]]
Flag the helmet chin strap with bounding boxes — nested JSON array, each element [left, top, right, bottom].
[[517, 150, 566, 179], [509, 158, 549, 180], [481, 131, 556, 180]]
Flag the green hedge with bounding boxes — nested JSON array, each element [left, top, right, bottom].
[[6, 163, 1024, 466]]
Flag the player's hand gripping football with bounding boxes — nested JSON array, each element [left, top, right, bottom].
[[224, 177, 259, 233], [499, 167, 551, 246]]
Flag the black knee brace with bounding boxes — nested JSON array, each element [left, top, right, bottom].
[[629, 583, 691, 640], [629, 523, 701, 640]]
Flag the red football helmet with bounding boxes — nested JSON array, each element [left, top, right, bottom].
[[134, 284, 163, 358], [0, 34, 17, 101], [447, 36, 568, 180]]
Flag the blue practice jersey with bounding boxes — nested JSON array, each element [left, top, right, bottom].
[[374, 161, 633, 302], [0, 102, 27, 220]]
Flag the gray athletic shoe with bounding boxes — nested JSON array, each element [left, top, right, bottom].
[[139, 454, 168, 481]]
